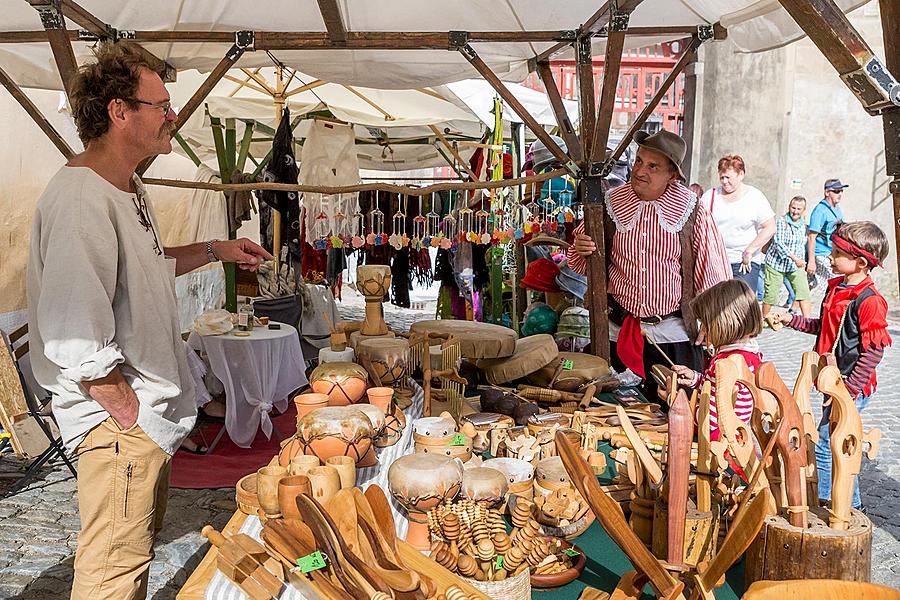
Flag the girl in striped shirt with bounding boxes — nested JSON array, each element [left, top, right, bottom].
[[669, 279, 764, 442]]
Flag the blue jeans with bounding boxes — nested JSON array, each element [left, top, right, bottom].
[[730, 262, 762, 298], [816, 393, 871, 507], [784, 276, 796, 306]]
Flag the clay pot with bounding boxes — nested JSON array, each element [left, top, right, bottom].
[[366, 387, 394, 413], [296, 406, 374, 466], [294, 393, 329, 418], [257, 465, 289, 517], [308, 465, 341, 504], [414, 433, 473, 463], [289, 454, 320, 476], [278, 475, 311, 520], [354, 404, 386, 467], [376, 405, 405, 448], [325, 455, 356, 489], [278, 436, 304, 467], [309, 362, 369, 406]]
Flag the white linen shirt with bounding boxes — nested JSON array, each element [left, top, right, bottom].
[[27, 166, 196, 455]]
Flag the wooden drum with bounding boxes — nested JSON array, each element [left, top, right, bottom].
[[356, 337, 410, 388]]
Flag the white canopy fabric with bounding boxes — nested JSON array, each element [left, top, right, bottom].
[[436, 79, 580, 128], [1, 0, 873, 91], [174, 75, 485, 171]]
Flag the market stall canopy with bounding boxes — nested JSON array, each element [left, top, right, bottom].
[[435, 79, 580, 129], [0, 0, 872, 91], [174, 73, 485, 171]]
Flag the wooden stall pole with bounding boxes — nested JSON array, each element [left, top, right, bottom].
[[575, 35, 596, 167], [679, 53, 700, 182], [581, 183, 610, 360], [880, 0, 900, 297], [536, 61, 583, 163], [28, 0, 78, 98], [589, 23, 627, 170]]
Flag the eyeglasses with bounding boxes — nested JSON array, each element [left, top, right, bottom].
[[125, 98, 172, 114]]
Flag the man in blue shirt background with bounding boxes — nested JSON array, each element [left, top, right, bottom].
[[807, 178, 847, 290]]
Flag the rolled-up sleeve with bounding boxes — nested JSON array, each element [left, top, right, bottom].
[[35, 205, 124, 384]]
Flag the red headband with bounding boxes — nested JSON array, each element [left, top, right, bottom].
[[831, 232, 882, 268]]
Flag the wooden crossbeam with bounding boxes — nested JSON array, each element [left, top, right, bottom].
[[0, 61, 74, 159], [316, 0, 347, 44], [223, 73, 270, 96], [138, 44, 248, 175], [343, 85, 395, 120], [285, 79, 327, 97], [536, 61, 582, 162], [608, 35, 701, 164], [776, 0, 900, 114], [241, 68, 276, 95], [533, 0, 643, 64], [459, 43, 578, 176], [49, 0, 175, 81]]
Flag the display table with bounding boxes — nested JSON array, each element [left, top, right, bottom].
[[188, 323, 307, 448], [178, 388, 745, 600], [178, 382, 424, 600]]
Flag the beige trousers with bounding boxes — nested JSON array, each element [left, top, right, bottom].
[[71, 418, 172, 600]]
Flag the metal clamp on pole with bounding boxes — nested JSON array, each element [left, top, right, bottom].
[[234, 30, 256, 52], [33, 0, 65, 30], [448, 30, 469, 52]]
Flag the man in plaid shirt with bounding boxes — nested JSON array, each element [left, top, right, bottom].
[[762, 196, 812, 317]]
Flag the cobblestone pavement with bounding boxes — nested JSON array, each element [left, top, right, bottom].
[[0, 294, 897, 597]]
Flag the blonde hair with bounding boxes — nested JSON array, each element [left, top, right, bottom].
[[691, 279, 761, 348]]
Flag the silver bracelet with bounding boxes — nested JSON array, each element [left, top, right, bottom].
[[206, 239, 219, 263]]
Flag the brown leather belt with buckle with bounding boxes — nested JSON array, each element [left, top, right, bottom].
[[608, 295, 681, 327]]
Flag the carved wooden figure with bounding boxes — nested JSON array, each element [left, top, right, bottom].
[[755, 362, 809, 528], [695, 381, 714, 513], [793, 351, 821, 503], [711, 360, 769, 499], [815, 365, 881, 530], [726, 354, 785, 512]]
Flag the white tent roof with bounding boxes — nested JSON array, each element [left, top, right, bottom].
[[1, 0, 872, 91], [436, 79, 580, 128], [175, 75, 486, 171]]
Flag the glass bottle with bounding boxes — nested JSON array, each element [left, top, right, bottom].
[[238, 298, 255, 332]]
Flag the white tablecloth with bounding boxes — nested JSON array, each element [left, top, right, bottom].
[[204, 382, 424, 600], [188, 323, 308, 448]]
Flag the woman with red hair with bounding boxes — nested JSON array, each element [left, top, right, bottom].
[[700, 155, 775, 297]]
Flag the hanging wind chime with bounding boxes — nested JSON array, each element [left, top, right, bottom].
[[351, 209, 366, 249], [389, 195, 408, 250], [425, 192, 441, 248], [368, 191, 386, 246]]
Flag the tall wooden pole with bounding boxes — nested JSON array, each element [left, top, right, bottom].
[[680, 53, 700, 182], [879, 0, 900, 295]]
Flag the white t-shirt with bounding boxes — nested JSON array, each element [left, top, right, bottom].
[[700, 184, 774, 264], [27, 166, 196, 455]]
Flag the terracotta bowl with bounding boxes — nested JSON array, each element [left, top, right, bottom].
[[366, 387, 395, 413], [294, 392, 330, 418]]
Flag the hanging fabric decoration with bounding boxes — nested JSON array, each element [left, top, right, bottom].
[[299, 119, 361, 242]]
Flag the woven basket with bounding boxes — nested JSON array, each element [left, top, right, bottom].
[[462, 566, 531, 600]]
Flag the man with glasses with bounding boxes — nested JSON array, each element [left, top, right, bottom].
[[807, 178, 848, 290], [26, 43, 272, 599]]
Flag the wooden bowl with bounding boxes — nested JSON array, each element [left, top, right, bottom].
[[235, 473, 260, 515], [529, 539, 586, 589]]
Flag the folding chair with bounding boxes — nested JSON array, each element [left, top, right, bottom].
[[0, 324, 77, 495]]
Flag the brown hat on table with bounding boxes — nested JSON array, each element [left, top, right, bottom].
[[634, 129, 687, 180]]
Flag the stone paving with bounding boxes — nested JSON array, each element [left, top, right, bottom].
[[0, 292, 897, 597]]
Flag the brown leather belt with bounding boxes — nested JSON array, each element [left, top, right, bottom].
[[607, 295, 681, 327]]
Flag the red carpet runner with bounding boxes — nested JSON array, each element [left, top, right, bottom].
[[170, 405, 297, 489]]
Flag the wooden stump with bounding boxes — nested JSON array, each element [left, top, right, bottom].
[[652, 497, 719, 566], [629, 494, 655, 547], [745, 505, 871, 586]]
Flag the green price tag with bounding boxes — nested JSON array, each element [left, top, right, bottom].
[[450, 434, 467, 446], [296, 551, 327, 573], [562, 359, 574, 370], [562, 548, 581, 557], [495, 555, 504, 570]]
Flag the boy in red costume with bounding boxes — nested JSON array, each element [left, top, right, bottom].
[[776, 221, 892, 509]]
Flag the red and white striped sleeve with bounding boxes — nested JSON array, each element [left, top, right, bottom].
[[567, 221, 587, 276], [691, 202, 730, 294]]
